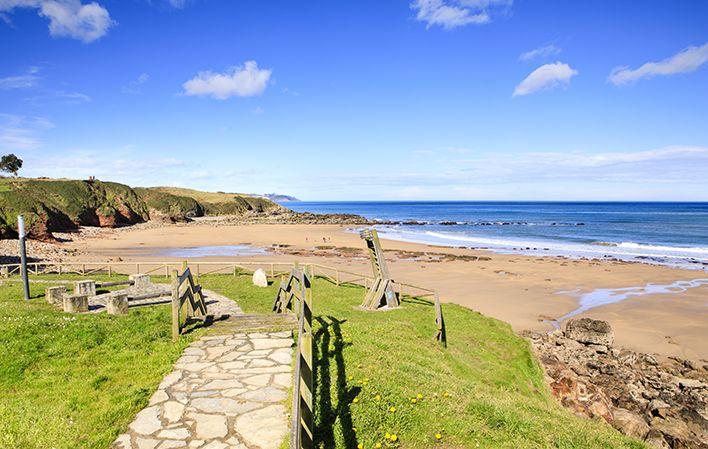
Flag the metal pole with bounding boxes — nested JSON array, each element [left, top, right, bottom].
[[18, 215, 30, 301]]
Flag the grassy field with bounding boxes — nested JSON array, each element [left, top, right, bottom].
[[201, 275, 644, 449], [0, 273, 643, 449], [0, 275, 199, 449]]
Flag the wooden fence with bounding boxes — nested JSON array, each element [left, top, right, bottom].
[[273, 266, 314, 449], [1, 260, 445, 344], [171, 263, 209, 341]]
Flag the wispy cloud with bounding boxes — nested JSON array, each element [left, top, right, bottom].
[[122, 73, 150, 94], [24, 89, 91, 104], [410, 0, 511, 30], [608, 42, 708, 86], [0, 114, 54, 151], [23, 149, 186, 182], [0, 0, 115, 43], [182, 61, 272, 100], [513, 62, 578, 97], [0, 66, 40, 89], [309, 145, 708, 199], [519, 44, 561, 62]]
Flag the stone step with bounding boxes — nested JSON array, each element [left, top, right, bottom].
[[212, 313, 298, 335]]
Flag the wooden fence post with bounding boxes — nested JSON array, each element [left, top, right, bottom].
[[171, 270, 180, 342]]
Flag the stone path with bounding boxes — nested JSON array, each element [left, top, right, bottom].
[[112, 329, 294, 449]]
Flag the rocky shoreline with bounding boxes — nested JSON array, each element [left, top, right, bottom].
[[525, 318, 707, 449]]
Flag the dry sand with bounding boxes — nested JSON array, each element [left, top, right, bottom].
[[67, 223, 708, 360]]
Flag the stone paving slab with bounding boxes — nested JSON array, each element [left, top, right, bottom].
[[112, 331, 293, 449]]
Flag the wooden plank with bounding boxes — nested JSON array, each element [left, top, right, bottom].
[[171, 270, 180, 342]]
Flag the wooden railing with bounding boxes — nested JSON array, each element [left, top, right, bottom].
[[273, 266, 314, 449], [170, 263, 209, 341]]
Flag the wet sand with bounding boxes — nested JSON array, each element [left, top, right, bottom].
[[67, 223, 708, 360]]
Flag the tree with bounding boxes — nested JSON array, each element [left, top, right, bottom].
[[0, 154, 23, 176]]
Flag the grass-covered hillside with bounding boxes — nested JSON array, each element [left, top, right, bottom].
[[0, 178, 148, 240], [203, 276, 643, 449], [0, 178, 283, 240], [0, 273, 642, 449], [147, 186, 283, 215]]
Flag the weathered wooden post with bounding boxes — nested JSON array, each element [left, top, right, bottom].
[[291, 265, 314, 449], [106, 292, 129, 316], [64, 294, 88, 313], [18, 215, 30, 301], [360, 229, 399, 309], [171, 269, 180, 342], [434, 292, 447, 347]]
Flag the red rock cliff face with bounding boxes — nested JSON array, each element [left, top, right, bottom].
[[0, 179, 150, 240]]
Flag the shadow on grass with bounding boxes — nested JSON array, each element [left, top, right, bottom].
[[314, 316, 359, 449], [400, 295, 433, 306]]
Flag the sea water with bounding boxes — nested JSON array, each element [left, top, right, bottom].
[[285, 201, 708, 270]]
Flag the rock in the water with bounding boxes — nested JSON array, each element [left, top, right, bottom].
[[252, 269, 268, 287], [564, 318, 614, 347]]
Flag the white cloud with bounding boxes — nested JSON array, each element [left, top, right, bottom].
[[182, 61, 272, 100], [410, 0, 511, 30], [122, 73, 150, 94], [519, 44, 561, 62], [513, 61, 578, 97], [0, 66, 40, 89], [608, 42, 708, 85], [0, 0, 115, 43], [168, 0, 187, 8], [0, 114, 54, 151]]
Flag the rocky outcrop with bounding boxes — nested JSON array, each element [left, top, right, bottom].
[[0, 179, 149, 240], [525, 319, 707, 449]]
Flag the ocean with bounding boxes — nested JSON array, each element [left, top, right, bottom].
[[284, 201, 708, 270]]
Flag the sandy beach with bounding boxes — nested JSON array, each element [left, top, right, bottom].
[[66, 222, 708, 360]]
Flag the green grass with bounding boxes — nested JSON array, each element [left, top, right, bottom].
[[0, 273, 643, 449], [0, 275, 198, 449], [200, 275, 645, 449]]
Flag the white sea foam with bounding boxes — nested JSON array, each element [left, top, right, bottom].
[[374, 227, 708, 270]]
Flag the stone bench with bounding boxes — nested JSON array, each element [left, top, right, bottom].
[[64, 294, 89, 313], [74, 280, 96, 296], [129, 274, 151, 289], [106, 292, 129, 316], [46, 286, 66, 305]]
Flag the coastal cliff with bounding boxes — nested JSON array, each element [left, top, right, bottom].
[[0, 178, 366, 240]]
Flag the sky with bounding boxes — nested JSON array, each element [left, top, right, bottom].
[[1, 0, 707, 201]]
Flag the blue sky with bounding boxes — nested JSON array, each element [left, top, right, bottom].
[[1, 0, 707, 200]]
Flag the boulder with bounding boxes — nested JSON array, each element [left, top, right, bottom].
[[252, 269, 268, 288], [564, 318, 614, 347], [611, 408, 650, 440]]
